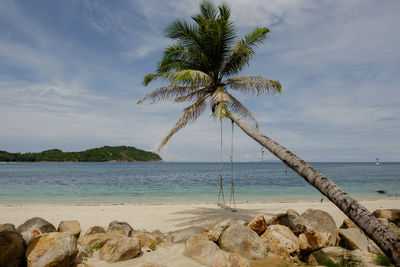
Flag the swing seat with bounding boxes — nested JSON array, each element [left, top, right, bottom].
[[217, 203, 237, 212]]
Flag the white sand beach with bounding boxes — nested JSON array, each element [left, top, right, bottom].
[[1, 198, 399, 266]]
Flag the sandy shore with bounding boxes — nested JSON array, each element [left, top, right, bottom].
[[1, 198, 399, 233], [1, 198, 399, 266]]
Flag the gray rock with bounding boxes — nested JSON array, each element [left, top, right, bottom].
[[58, 220, 81, 238], [301, 209, 338, 246], [167, 226, 205, 243], [373, 209, 400, 223], [338, 228, 369, 251], [26, 232, 78, 267], [17, 217, 56, 245], [0, 223, 16, 232], [107, 221, 133, 237], [267, 209, 308, 235], [310, 247, 362, 266], [184, 234, 229, 267], [260, 224, 299, 258], [85, 226, 106, 235], [248, 215, 267, 235], [218, 223, 267, 260], [78, 233, 115, 249], [99, 236, 141, 262], [0, 229, 26, 267]]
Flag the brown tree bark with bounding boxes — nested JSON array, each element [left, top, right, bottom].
[[229, 112, 400, 266]]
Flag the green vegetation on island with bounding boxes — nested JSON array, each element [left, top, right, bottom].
[[0, 146, 162, 162]]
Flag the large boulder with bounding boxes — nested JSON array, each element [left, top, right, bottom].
[[133, 232, 157, 248], [58, 220, 81, 238], [167, 226, 205, 243], [204, 227, 223, 242], [298, 230, 330, 253], [218, 223, 267, 260], [248, 215, 267, 235], [267, 209, 308, 236], [229, 252, 250, 267], [0, 223, 16, 232], [106, 221, 133, 237], [85, 226, 106, 235], [373, 209, 400, 223], [99, 236, 141, 262], [26, 232, 78, 267], [0, 228, 26, 267], [310, 246, 362, 266], [17, 217, 56, 244], [184, 234, 229, 267], [260, 225, 299, 257], [78, 233, 115, 250], [338, 228, 369, 251], [301, 209, 337, 246]]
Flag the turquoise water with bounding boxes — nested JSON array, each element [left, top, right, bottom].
[[0, 162, 399, 204]]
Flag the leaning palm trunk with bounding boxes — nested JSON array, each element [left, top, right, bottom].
[[229, 112, 400, 266]]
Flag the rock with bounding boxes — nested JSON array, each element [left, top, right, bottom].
[[204, 227, 223, 242], [377, 190, 387, 194], [167, 226, 205, 243], [340, 218, 361, 231], [85, 226, 106, 235], [373, 209, 400, 223], [0, 223, 16, 232], [215, 218, 235, 230], [218, 223, 267, 260], [133, 232, 157, 248], [26, 232, 78, 267], [58, 220, 81, 238], [107, 221, 133, 237], [388, 222, 400, 237], [151, 229, 165, 244], [338, 228, 369, 251], [301, 209, 337, 246], [267, 209, 308, 236], [17, 217, 56, 244], [184, 234, 229, 267], [298, 230, 330, 253], [0, 229, 26, 267], [260, 225, 299, 258], [311, 246, 361, 266], [249, 254, 293, 267], [229, 252, 250, 267], [78, 233, 115, 249], [99, 236, 141, 262], [248, 215, 267, 235]]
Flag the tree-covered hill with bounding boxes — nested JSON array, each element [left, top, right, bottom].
[[0, 146, 162, 162]]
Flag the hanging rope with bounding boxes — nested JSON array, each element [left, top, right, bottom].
[[217, 118, 225, 205], [229, 120, 236, 209]]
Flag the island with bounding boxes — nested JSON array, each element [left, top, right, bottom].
[[0, 146, 162, 162]]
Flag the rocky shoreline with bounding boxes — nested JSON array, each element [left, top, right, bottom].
[[1, 208, 399, 267]]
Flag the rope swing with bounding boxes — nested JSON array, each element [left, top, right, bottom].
[[217, 119, 237, 212]]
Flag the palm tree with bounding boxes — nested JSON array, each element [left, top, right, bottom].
[[138, 0, 400, 264]]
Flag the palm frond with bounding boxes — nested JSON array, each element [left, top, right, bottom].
[[222, 27, 270, 76], [158, 95, 209, 150], [199, 0, 218, 20], [226, 76, 281, 95], [164, 19, 201, 49], [137, 86, 198, 104], [174, 87, 210, 103], [226, 92, 257, 123], [158, 45, 209, 73], [143, 70, 212, 87]]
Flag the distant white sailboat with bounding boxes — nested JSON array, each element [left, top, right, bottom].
[[376, 157, 379, 165]]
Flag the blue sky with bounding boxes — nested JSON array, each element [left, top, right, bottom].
[[1, 0, 399, 162]]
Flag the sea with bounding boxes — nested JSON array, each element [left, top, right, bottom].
[[0, 162, 399, 205]]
